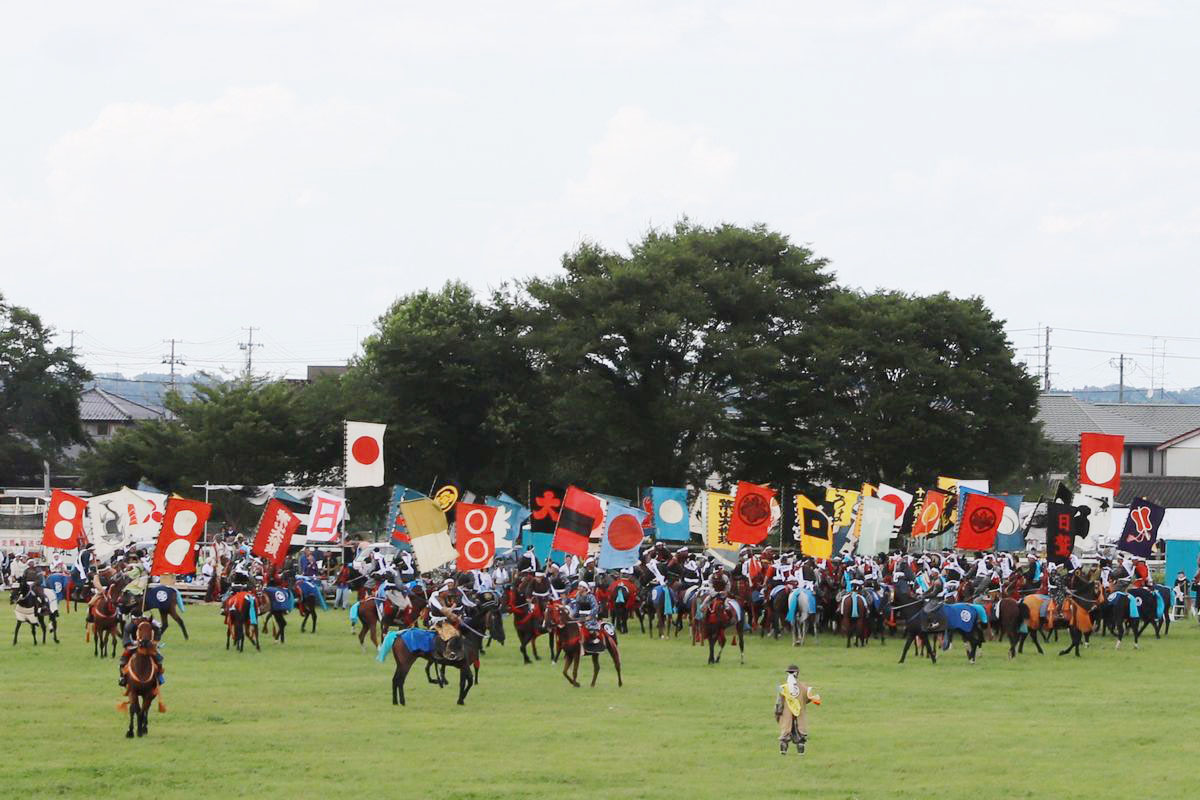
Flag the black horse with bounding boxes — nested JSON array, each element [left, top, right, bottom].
[[11, 583, 53, 645], [897, 599, 947, 665]]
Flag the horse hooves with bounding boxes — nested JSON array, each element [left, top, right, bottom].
[[126, 731, 134, 738]]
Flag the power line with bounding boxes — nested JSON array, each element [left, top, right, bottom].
[[162, 338, 186, 390], [238, 326, 264, 378]]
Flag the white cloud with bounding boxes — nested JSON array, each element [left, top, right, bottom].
[[567, 107, 738, 214], [909, 0, 1159, 50]]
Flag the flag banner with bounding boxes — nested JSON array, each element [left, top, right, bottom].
[[956, 492, 1005, 550], [401, 498, 456, 572], [552, 486, 605, 558], [306, 490, 345, 543], [486, 493, 530, 548], [1118, 498, 1165, 559], [344, 421, 386, 487], [993, 494, 1025, 551], [1054, 483, 1075, 506], [877, 483, 913, 532], [690, 492, 706, 537], [87, 488, 156, 559], [151, 497, 211, 575], [1074, 484, 1113, 550], [42, 490, 87, 550], [385, 485, 424, 547], [432, 481, 463, 514], [795, 493, 832, 560], [599, 503, 646, 569], [529, 485, 565, 533], [856, 496, 893, 555], [832, 525, 852, 556], [639, 493, 656, 537], [252, 499, 302, 567], [1045, 501, 1076, 564], [650, 487, 689, 541], [705, 491, 738, 552], [455, 503, 498, 571], [912, 489, 948, 537], [530, 531, 554, 565], [728, 481, 776, 545], [1080, 432, 1124, 494], [825, 488, 860, 528], [707, 547, 739, 570]]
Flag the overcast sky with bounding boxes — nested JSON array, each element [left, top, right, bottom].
[[4, 1, 1198, 392]]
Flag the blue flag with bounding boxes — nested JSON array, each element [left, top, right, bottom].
[[994, 494, 1025, 551], [486, 492, 531, 547], [599, 503, 646, 570], [650, 487, 689, 541], [386, 485, 424, 551], [530, 532, 554, 566]]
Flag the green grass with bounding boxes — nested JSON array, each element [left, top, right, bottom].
[[2, 605, 1199, 799]]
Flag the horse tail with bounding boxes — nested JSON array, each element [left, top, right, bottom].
[[176, 589, 185, 614], [377, 630, 401, 662], [116, 701, 130, 712], [349, 601, 360, 628]]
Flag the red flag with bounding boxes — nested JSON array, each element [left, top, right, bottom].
[[1080, 432, 1124, 493], [912, 489, 948, 537], [152, 496, 211, 576], [455, 503, 498, 571], [552, 486, 604, 558], [252, 499, 302, 567], [42, 490, 87, 550], [955, 492, 1005, 550], [728, 481, 776, 545]]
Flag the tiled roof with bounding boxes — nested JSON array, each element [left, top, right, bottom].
[[1035, 394, 1164, 445], [1096, 403, 1200, 441], [79, 387, 168, 422], [1117, 476, 1200, 509]]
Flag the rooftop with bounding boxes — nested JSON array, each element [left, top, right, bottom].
[[1036, 394, 1164, 445], [79, 387, 170, 423], [1116, 476, 1200, 508]]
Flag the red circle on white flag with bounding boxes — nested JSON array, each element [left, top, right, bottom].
[[351, 435, 380, 464]]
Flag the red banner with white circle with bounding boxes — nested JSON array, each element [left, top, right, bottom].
[[455, 503, 498, 571], [1080, 432, 1124, 494], [152, 496, 212, 575], [41, 490, 87, 550]]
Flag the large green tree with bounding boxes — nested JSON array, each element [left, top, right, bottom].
[[0, 293, 89, 483], [811, 289, 1045, 488], [521, 221, 835, 491]]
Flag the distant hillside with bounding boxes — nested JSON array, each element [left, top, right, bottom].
[[86, 372, 220, 406], [1068, 384, 1200, 405]]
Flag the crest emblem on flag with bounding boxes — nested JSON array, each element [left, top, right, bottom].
[[794, 493, 832, 560], [728, 481, 776, 545], [455, 503, 498, 571], [1118, 498, 1164, 558]]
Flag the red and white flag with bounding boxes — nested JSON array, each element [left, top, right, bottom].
[[152, 497, 211, 575], [345, 421, 386, 487], [1080, 432, 1124, 493], [252, 499, 302, 567], [552, 486, 605, 558], [42, 490, 87, 550], [877, 483, 913, 528], [455, 503, 498, 571], [307, 490, 346, 543]]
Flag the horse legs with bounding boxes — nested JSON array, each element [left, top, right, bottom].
[[610, 644, 623, 686], [707, 636, 716, 665], [572, 650, 582, 685], [137, 694, 150, 737], [590, 653, 600, 687], [392, 655, 412, 706], [519, 633, 531, 665], [126, 692, 136, 738], [311, 608, 318, 633], [457, 665, 473, 705], [899, 633, 912, 663], [171, 608, 189, 640], [562, 650, 578, 687], [276, 613, 286, 643]]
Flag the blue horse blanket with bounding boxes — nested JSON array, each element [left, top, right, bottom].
[[945, 603, 982, 634], [786, 589, 816, 624], [44, 574, 70, 600], [268, 587, 294, 613], [144, 585, 184, 613], [377, 628, 437, 661], [653, 585, 675, 615], [296, 578, 328, 610]]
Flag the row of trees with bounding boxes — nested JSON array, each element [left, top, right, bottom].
[[5, 223, 1068, 526]]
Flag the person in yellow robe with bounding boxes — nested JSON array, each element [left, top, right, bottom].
[[775, 664, 820, 755]]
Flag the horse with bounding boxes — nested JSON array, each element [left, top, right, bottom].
[[1129, 585, 1171, 640], [643, 584, 677, 638], [839, 590, 871, 647], [606, 578, 637, 634], [698, 593, 745, 664], [380, 607, 485, 706], [942, 603, 986, 663], [222, 591, 260, 652], [785, 585, 818, 646], [997, 596, 1041, 658], [88, 583, 124, 658], [259, 585, 294, 643], [507, 582, 547, 663], [762, 584, 791, 639], [141, 584, 189, 640], [1044, 592, 1094, 657], [11, 584, 50, 645], [555, 617, 623, 687], [294, 576, 326, 633], [117, 617, 166, 738], [897, 600, 947, 665], [350, 586, 413, 649]]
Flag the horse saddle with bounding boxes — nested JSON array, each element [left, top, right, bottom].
[[582, 621, 606, 654], [922, 599, 943, 615], [435, 633, 464, 661]]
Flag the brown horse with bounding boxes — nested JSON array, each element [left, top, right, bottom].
[[384, 610, 485, 706], [606, 578, 638, 634], [997, 597, 1041, 658], [1045, 594, 1094, 657], [554, 618, 623, 687], [698, 594, 744, 664], [88, 583, 123, 658], [839, 591, 870, 647], [222, 591, 260, 652], [117, 618, 166, 738], [507, 583, 547, 663], [351, 590, 414, 649]]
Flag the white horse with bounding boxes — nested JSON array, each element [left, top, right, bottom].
[[787, 587, 816, 647]]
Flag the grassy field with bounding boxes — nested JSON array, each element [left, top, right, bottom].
[[3, 603, 1199, 799]]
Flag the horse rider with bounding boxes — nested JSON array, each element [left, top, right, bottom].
[[1131, 557, 1150, 590], [680, 549, 702, 595], [394, 549, 418, 582], [71, 546, 93, 592], [428, 578, 465, 657], [117, 616, 165, 688], [570, 581, 600, 622]]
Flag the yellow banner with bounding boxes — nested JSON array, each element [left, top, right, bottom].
[[705, 491, 738, 551], [825, 488, 860, 528], [936, 476, 960, 492], [795, 494, 833, 560]]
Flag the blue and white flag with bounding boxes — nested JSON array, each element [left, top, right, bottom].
[[599, 503, 646, 570], [486, 492, 531, 550], [993, 494, 1025, 552], [650, 487, 689, 541], [386, 485, 425, 550]]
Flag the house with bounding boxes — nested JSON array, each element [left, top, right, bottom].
[[78, 387, 170, 441], [1036, 394, 1200, 478]]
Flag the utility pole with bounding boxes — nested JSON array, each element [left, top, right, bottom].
[[67, 329, 82, 353], [162, 338, 186, 390], [1118, 354, 1124, 403], [239, 326, 263, 378], [1043, 326, 1052, 391]]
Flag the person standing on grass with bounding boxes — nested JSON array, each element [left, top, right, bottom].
[[774, 664, 820, 756]]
